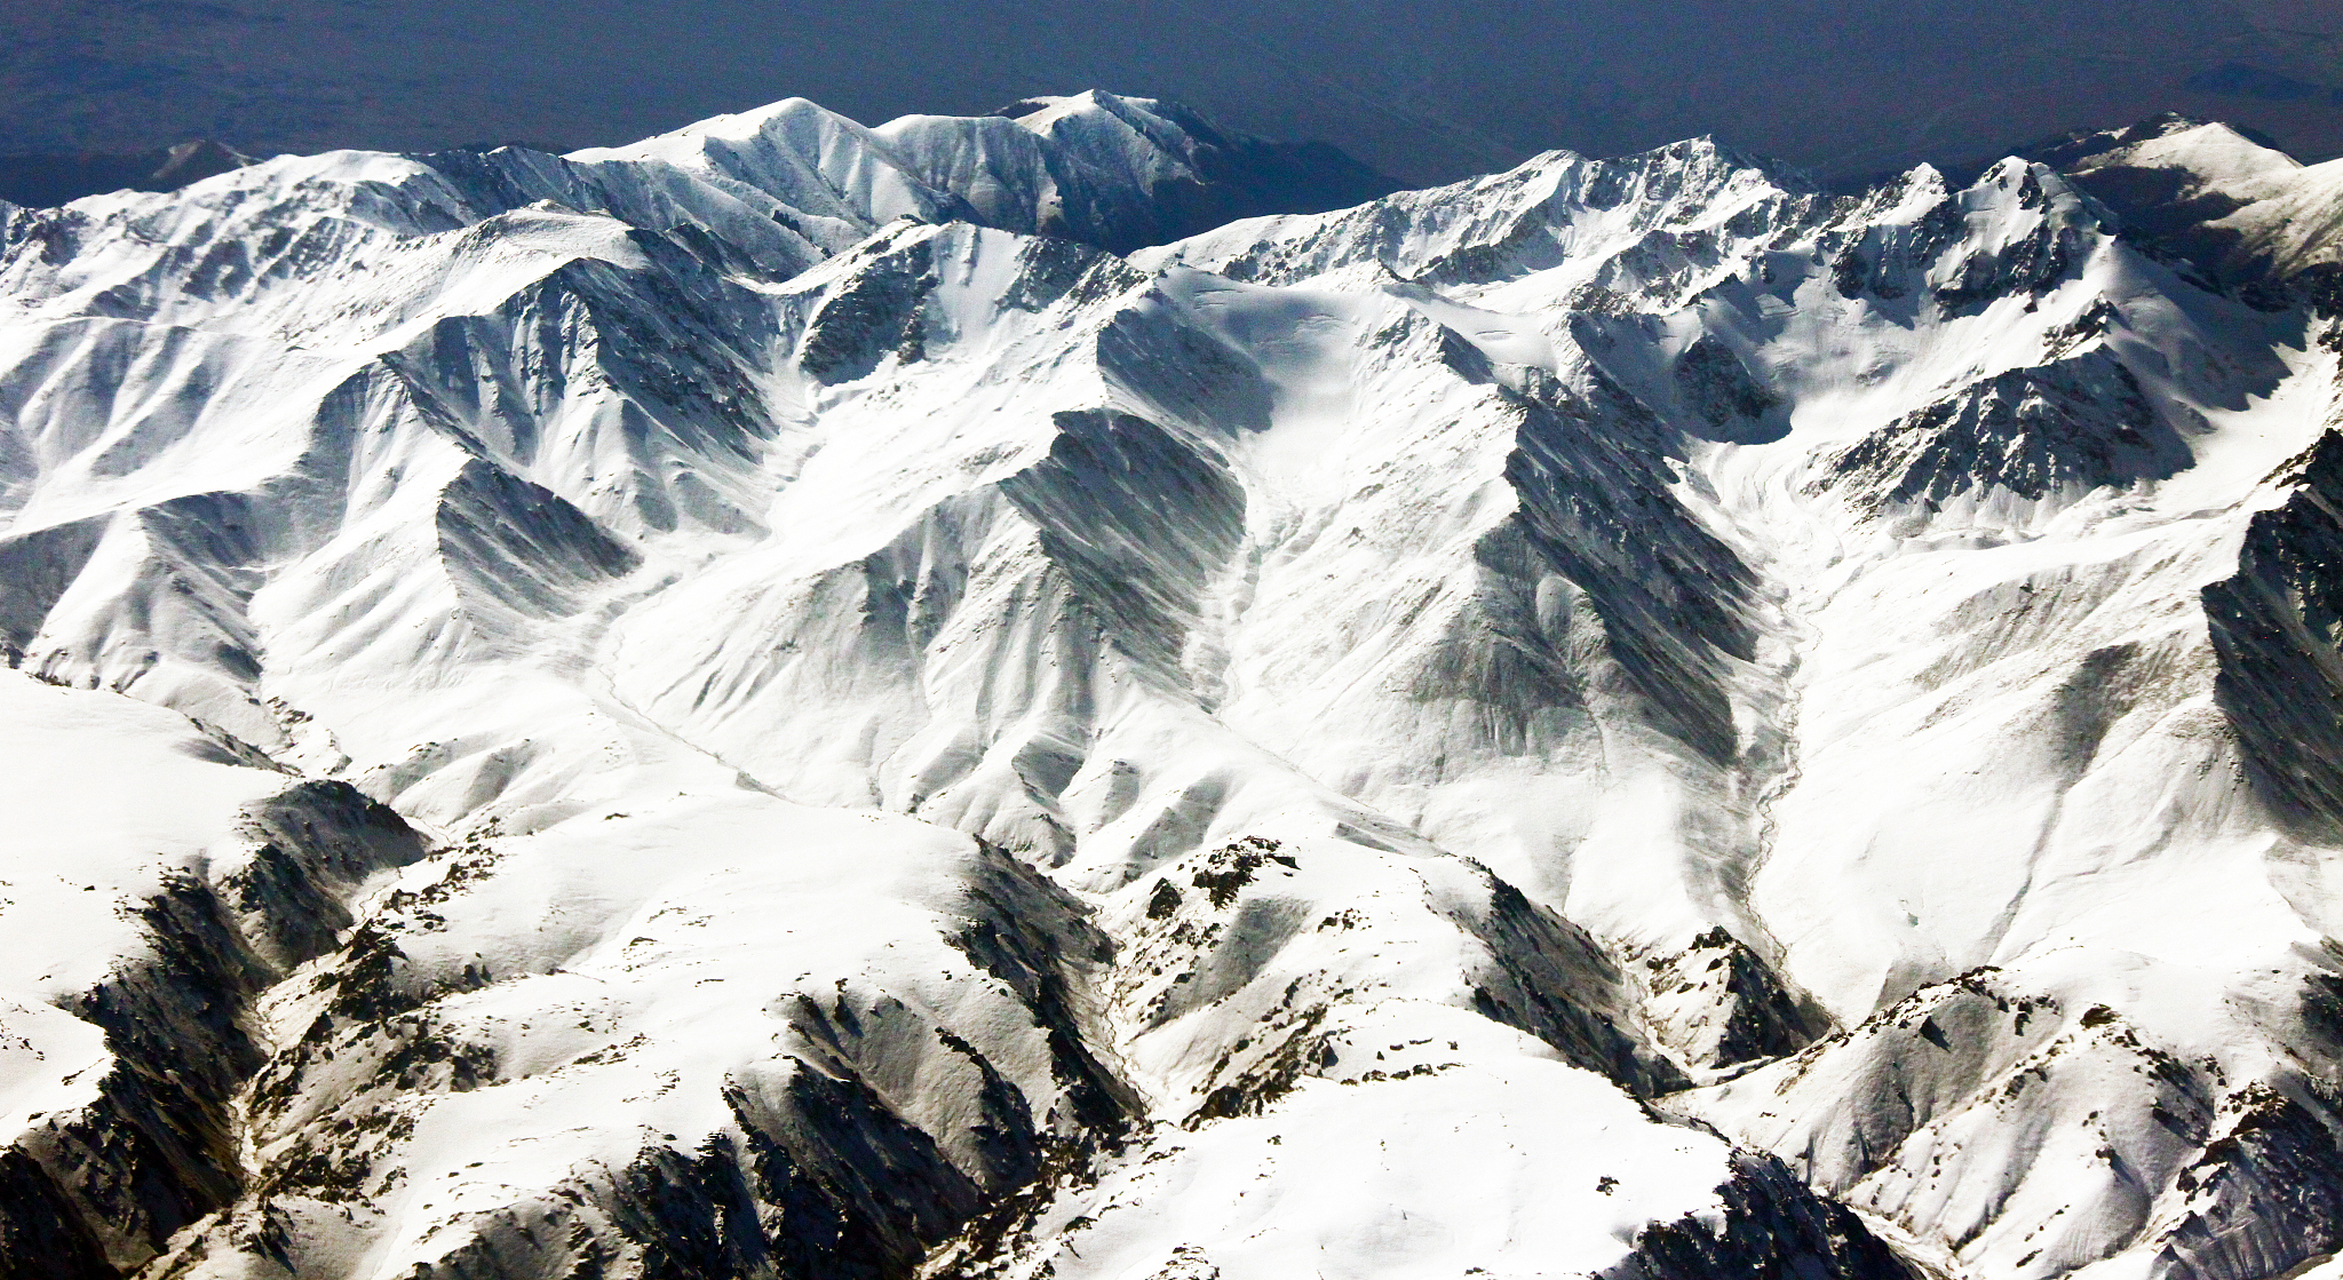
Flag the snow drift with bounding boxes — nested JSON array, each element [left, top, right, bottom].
[[2, 90, 2342, 1280]]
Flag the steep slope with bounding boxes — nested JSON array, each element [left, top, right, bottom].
[[2025, 115, 2343, 311], [4, 92, 2343, 1280], [0, 670, 426, 1278], [572, 89, 1399, 258]]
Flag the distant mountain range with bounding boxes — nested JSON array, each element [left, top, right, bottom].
[[4, 90, 2343, 1280]]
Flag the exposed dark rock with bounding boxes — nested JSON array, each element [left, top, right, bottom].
[[1000, 410, 1245, 680], [1502, 373, 1759, 765], [1672, 334, 1782, 439], [435, 459, 644, 623], [1002, 237, 1145, 313], [1644, 926, 1833, 1073], [1827, 349, 2191, 511], [595, 1073, 981, 1280], [2148, 1083, 2343, 1280], [1468, 879, 1688, 1095], [233, 782, 432, 967], [1186, 836, 1294, 909], [1930, 167, 2101, 314], [942, 844, 1141, 1142], [800, 235, 938, 385], [0, 780, 427, 1278], [1604, 1152, 1919, 1280], [2203, 430, 2343, 838]]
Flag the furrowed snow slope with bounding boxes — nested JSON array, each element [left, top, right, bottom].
[[2, 92, 2342, 1279], [0, 669, 427, 1277], [2023, 115, 2343, 308]]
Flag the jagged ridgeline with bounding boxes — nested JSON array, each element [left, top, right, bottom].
[[1, 89, 2341, 1280]]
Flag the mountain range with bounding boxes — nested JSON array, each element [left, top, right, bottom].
[[3, 89, 2343, 1280]]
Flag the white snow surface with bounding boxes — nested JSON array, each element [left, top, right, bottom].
[[2050, 118, 2343, 282], [0, 671, 290, 1135], [1, 93, 2342, 1280]]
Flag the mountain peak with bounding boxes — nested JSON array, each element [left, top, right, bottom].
[[2012, 112, 2343, 303], [6, 89, 2343, 1280], [562, 90, 1400, 255]]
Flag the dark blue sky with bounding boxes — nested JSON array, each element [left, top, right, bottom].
[[10, 0, 2342, 182]]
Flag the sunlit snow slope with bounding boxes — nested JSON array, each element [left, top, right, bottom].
[[3, 91, 2343, 1280]]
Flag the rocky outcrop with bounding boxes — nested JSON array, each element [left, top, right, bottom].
[[1826, 348, 2192, 513], [1605, 1152, 1920, 1280], [1642, 927, 1831, 1076], [2203, 430, 2343, 838], [0, 781, 425, 1280]]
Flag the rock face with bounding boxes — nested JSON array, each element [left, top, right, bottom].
[[0, 676, 426, 1279], [1, 93, 2342, 1279]]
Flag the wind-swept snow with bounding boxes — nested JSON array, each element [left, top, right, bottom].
[[2, 92, 2341, 1280]]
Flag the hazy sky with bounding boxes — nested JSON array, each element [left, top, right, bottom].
[[9, 1, 2343, 183]]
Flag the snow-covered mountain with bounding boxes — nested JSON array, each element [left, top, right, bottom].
[[2023, 114, 2343, 310], [2, 90, 2341, 1280]]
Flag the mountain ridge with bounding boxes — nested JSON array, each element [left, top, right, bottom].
[[0, 92, 2340, 1280]]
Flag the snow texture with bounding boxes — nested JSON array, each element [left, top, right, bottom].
[[1, 90, 2341, 1280]]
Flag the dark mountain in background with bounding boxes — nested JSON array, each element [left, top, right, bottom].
[[7, 0, 2341, 189], [989, 95, 1403, 250], [0, 139, 250, 206]]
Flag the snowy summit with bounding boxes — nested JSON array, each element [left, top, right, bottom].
[[0, 91, 2340, 1280]]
